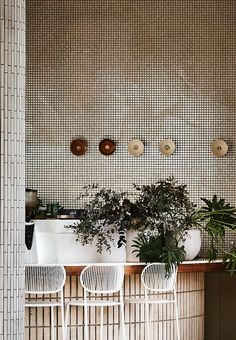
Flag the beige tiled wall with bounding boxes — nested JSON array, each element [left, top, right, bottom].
[[26, 0, 236, 254], [0, 0, 25, 339]]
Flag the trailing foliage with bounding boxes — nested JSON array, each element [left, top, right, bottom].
[[66, 185, 132, 252]]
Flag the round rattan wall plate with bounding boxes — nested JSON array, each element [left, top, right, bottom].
[[70, 139, 87, 156], [99, 139, 116, 155], [211, 139, 228, 157], [127, 139, 144, 157], [159, 139, 175, 156]]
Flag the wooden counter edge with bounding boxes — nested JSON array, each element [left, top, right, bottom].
[[65, 262, 227, 276]]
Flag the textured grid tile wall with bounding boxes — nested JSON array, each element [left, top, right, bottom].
[[26, 0, 236, 255], [0, 0, 25, 339]]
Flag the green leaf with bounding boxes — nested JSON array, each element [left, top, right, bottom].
[[223, 247, 236, 275]]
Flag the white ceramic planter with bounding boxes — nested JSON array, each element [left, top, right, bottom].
[[126, 230, 140, 262], [178, 229, 201, 260], [99, 243, 126, 263], [57, 234, 99, 264], [34, 220, 58, 263], [96, 224, 126, 263], [29, 220, 126, 264]]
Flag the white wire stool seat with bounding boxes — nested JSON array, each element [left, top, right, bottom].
[[25, 264, 66, 340], [64, 264, 126, 340], [126, 263, 180, 340]]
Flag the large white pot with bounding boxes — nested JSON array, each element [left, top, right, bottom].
[[126, 230, 140, 262], [32, 220, 126, 264], [178, 229, 201, 260], [34, 220, 59, 263], [99, 244, 126, 263], [56, 220, 100, 263], [58, 221, 126, 263], [97, 223, 126, 262]]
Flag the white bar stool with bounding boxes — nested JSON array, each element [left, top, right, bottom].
[[25, 264, 66, 340], [126, 263, 180, 340], [64, 264, 126, 340]]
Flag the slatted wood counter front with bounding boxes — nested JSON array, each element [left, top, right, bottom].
[[25, 261, 226, 340]]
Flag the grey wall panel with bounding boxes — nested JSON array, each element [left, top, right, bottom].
[[205, 273, 236, 340]]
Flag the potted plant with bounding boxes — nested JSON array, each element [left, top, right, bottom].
[[131, 178, 236, 275], [66, 185, 132, 261], [124, 203, 146, 262], [184, 195, 236, 265], [65, 180, 236, 273], [132, 234, 186, 276], [128, 177, 195, 273]]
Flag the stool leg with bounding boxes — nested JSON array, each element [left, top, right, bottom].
[[64, 304, 70, 340], [100, 306, 104, 340], [149, 304, 153, 340], [60, 292, 65, 340], [84, 304, 89, 340], [51, 306, 55, 340], [120, 303, 126, 340], [145, 301, 150, 340], [174, 290, 180, 340]]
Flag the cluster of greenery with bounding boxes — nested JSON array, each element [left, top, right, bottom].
[[66, 178, 236, 275], [186, 195, 236, 260], [133, 194, 236, 275], [132, 234, 186, 276], [129, 178, 196, 276], [66, 184, 133, 252], [132, 178, 195, 235]]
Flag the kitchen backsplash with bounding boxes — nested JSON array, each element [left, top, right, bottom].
[[26, 0, 236, 255]]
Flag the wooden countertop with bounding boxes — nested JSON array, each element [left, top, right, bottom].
[[64, 260, 227, 275]]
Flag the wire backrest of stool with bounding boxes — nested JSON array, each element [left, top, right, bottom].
[[80, 264, 124, 294], [25, 264, 66, 294], [141, 263, 177, 293]]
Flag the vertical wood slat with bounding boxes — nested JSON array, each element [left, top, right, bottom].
[[25, 272, 204, 340], [0, 0, 25, 339]]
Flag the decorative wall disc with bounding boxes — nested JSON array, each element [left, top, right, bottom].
[[128, 139, 144, 156], [159, 139, 175, 156], [211, 139, 228, 157], [99, 139, 116, 155], [70, 139, 87, 156]]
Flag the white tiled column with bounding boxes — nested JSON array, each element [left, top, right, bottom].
[[0, 1, 25, 339]]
